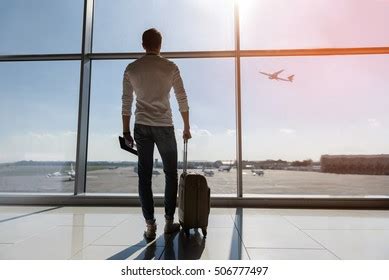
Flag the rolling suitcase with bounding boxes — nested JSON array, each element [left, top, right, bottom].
[[178, 140, 211, 237]]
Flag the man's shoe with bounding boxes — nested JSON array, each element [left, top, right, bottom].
[[164, 219, 180, 234], [144, 221, 157, 240]]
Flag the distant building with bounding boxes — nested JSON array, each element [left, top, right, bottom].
[[321, 154, 389, 175]]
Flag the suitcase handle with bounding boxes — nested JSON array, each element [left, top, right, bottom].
[[183, 139, 188, 173]]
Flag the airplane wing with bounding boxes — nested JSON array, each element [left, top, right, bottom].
[[273, 69, 284, 75], [277, 76, 294, 82], [259, 71, 271, 77]]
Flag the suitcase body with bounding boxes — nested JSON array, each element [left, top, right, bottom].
[[178, 141, 210, 237], [178, 173, 210, 237]]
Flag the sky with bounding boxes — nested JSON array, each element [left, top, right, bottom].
[[0, 0, 389, 163]]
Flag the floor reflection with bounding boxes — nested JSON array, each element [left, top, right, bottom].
[[163, 230, 206, 260], [229, 208, 244, 260], [106, 209, 248, 260]]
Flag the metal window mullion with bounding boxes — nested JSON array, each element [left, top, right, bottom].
[[75, 0, 94, 195], [234, 1, 243, 198], [89, 51, 236, 60], [2, 47, 389, 63], [239, 47, 389, 57], [0, 54, 82, 62]]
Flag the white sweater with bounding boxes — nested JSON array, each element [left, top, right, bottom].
[[122, 54, 189, 127]]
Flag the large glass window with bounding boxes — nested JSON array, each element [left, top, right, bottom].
[[1, 0, 388, 204], [240, 0, 389, 49], [86, 58, 236, 195], [0, 62, 80, 193], [241, 55, 389, 197], [0, 0, 83, 55], [93, 0, 235, 52]]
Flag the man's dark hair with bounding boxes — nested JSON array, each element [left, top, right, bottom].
[[142, 28, 162, 50]]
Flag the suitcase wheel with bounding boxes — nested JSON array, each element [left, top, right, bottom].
[[201, 227, 207, 238]]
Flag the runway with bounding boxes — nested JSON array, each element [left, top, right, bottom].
[[1, 165, 389, 196]]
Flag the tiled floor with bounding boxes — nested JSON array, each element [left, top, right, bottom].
[[0, 206, 388, 259]]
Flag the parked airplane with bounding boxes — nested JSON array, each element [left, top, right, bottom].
[[202, 166, 214, 177], [68, 163, 75, 180], [47, 163, 76, 181], [46, 171, 63, 178], [218, 165, 232, 172], [259, 69, 294, 82]]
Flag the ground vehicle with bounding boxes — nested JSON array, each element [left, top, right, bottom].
[[252, 169, 265, 176]]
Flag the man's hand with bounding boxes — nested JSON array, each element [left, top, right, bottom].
[[123, 131, 134, 148], [180, 111, 191, 142], [183, 128, 192, 141]]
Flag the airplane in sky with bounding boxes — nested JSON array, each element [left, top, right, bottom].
[[259, 69, 294, 82]]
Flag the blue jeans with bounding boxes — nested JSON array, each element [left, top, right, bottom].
[[134, 123, 178, 222]]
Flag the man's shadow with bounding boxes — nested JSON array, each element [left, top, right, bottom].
[[107, 229, 206, 260]]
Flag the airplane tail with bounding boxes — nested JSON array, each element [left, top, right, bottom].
[[288, 75, 294, 82]]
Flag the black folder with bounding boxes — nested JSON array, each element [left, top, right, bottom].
[[118, 136, 138, 156]]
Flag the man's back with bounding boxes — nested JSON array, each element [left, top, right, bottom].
[[122, 54, 188, 127], [121, 28, 192, 239]]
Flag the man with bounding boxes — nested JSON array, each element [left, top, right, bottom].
[[121, 28, 191, 239]]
